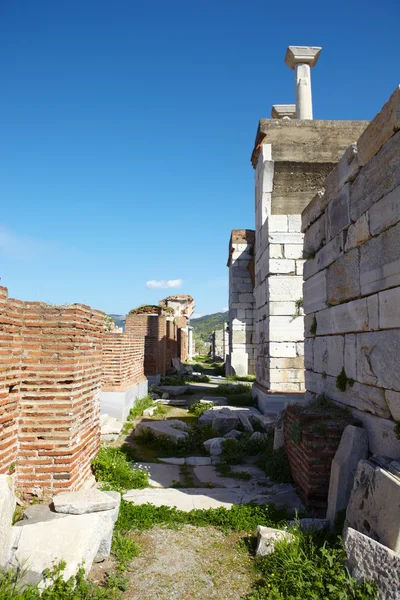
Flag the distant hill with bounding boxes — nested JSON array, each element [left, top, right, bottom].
[[190, 311, 229, 343]]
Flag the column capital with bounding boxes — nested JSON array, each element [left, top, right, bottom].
[[271, 104, 296, 119], [284, 46, 321, 70]]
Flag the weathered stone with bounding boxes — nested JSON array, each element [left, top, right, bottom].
[[303, 269, 327, 313], [344, 334, 357, 380], [344, 213, 370, 252], [326, 425, 368, 525], [367, 294, 379, 330], [156, 385, 188, 397], [303, 213, 326, 256], [313, 335, 344, 377], [269, 315, 304, 342], [343, 526, 400, 600], [379, 287, 400, 329], [53, 489, 118, 515], [238, 414, 254, 432], [315, 298, 369, 336], [327, 183, 350, 241], [268, 276, 303, 301], [301, 190, 327, 232], [385, 390, 400, 421], [204, 437, 226, 456], [357, 85, 400, 167], [185, 457, 212, 466], [346, 458, 400, 552], [0, 476, 16, 567], [158, 457, 185, 465], [15, 504, 67, 527], [269, 259, 296, 274], [357, 330, 400, 391], [324, 144, 360, 200], [350, 130, 400, 222], [273, 423, 284, 449], [135, 419, 190, 441], [326, 248, 360, 305], [369, 184, 400, 236], [94, 491, 121, 562], [256, 525, 294, 557], [303, 231, 344, 281], [350, 409, 400, 459], [360, 221, 400, 295], [223, 429, 242, 440], [212, 414, 239, 434], [288, 518, 329, 531]]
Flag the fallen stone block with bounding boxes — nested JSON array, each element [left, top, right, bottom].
[[53, 489, 118, 515], [135, 419, 190, 441], [204, 437, 226, 456], [288, 518, 329, 532], [212, 414, 239, 434], [255, 525, 294, 557], [0, 475, 16, 567], [326, 425, 368, 525], [158, 457, 185, 465], [94, 491, 121, 562], [156, 385, 188, 397], [223, 429, 242, 440], [238, 414, 254, 432], [201, 396, 228, 405], [100, 415, 123, 436], [346, 457, 400, 552], [343, 526, 400, 599], [15, 504, 68, 527]]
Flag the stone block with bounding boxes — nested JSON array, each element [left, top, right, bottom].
[[295, 260, 304, 276], [303, 213, 326, 256], [316, 299, 369, 336], [326, 425, 368, 525], [135, 419, 190, 441], [268, 233, 304, 245], [256, 526, 294, 557], [369, 184, 400, 236], [269, 342, 297, 358], [326, 248, 360, 305], [379, 287, 400, 328], [350, 130, 400, 222], [288, 215, 301, 232], [238, 293, 254, 303], [303, 231, 344, 281], [386, 390, 400, 421], [284, 245, 303, 259], [360, 222, 400, 295], [269, 316, 305, 342], [344, 213, 370, 252], [268, 215, 288, 232], [268, 276, 303, 301], [344, 334, 357, 380], [270, 368, 304, 384], [269, 259, 295, 274], [313, 335, 344, 377], [296, 342, 304, 356], [327, 183, 350, 241], [269, 301, 296, 316], [343, 526, 400, 600], [269, 244, 284, 258], [357, 85, 400, 167], [350, 409, 400, 459], [0, 476, 16, 567], [367, 294, 379, 330], [304, 338, 313, 370], [270, 357, 304, 370], [303, 269, 327, 313], [346, 458, 400, 552], [95, 491, 121, 562], [324, 143, 360, 200], [301, 191, 327, 233], [357, 330, 400, 390]]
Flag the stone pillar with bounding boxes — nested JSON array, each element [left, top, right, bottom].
[[284, 46, 321, 120]]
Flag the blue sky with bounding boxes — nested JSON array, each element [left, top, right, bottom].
[[0, 0, 398, 318]]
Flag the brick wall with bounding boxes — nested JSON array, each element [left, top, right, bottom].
[[0, 288, 104, 496], [165, 318, 178, 371], [102, 332, 146, 391], [126, 313, 167, 377], [302, 87, 400, 460], [284, 404, 356, 507]]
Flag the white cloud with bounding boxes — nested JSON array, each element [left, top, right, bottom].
[[223, 306, 229, 312], [146, 279, 183, 290]]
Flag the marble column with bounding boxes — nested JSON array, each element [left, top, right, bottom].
[[284, 46, 321, 120]]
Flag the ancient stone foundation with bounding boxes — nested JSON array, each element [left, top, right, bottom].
[[0, 287, 104, 496], [302, 86, 400, 460]]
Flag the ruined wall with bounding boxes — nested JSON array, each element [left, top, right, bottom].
[[165, 318, 178, 370], [302, 87, 400, 460], [226, 230, 256, 376], [125, 313, 167, 377], [252, 119, 368, 403], [211, 326, 228, 362], [0, 287, 104, 495], [102, 332, 146, 391]]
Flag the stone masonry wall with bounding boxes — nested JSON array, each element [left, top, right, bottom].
[[102, 332, 146, 392], [226, 230, 256, 376], [0, 286, 104, 496], [211, 326, 228, 362], [302, 87, 400, 460]]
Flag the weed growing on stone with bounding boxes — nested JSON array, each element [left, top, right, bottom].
[[92, 446, 149, 492], [246, 528, 377, 599], [189, 401, 214, 417], [310, 315, 317, 336], [0, 561, 124, 599], [115, 500, 290, 533], [394, 421, 400, 440], [336, 368, 355, 393]]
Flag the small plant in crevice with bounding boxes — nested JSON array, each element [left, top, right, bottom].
[[288, 421, 302, 444], [292, 298, 304, 319], [336, 368, 355, 392], [310, 315, 317, 336]]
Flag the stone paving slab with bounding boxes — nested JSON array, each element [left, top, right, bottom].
[[133, 463, 182, 488]]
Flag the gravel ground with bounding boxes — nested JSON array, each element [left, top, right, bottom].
[[91, 526, 258, 600]]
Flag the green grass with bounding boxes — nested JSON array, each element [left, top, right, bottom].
[[214, 383, 256, 406], [111, 532, 141, 570], [247, 527, 377, 599], [115, 500, 290, 533], [188, 400, 214, 417], [92, 446, 149, 492], [0, 562, 125, 599], [227, 374, 256, 382]]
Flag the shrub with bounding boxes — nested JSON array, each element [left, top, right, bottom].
[[256, 443, 293, 484], [220, 434, 267, 464], [92, 446, 149, 492], [188, 401, 214, 417], [247, 528, 377, 599]]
